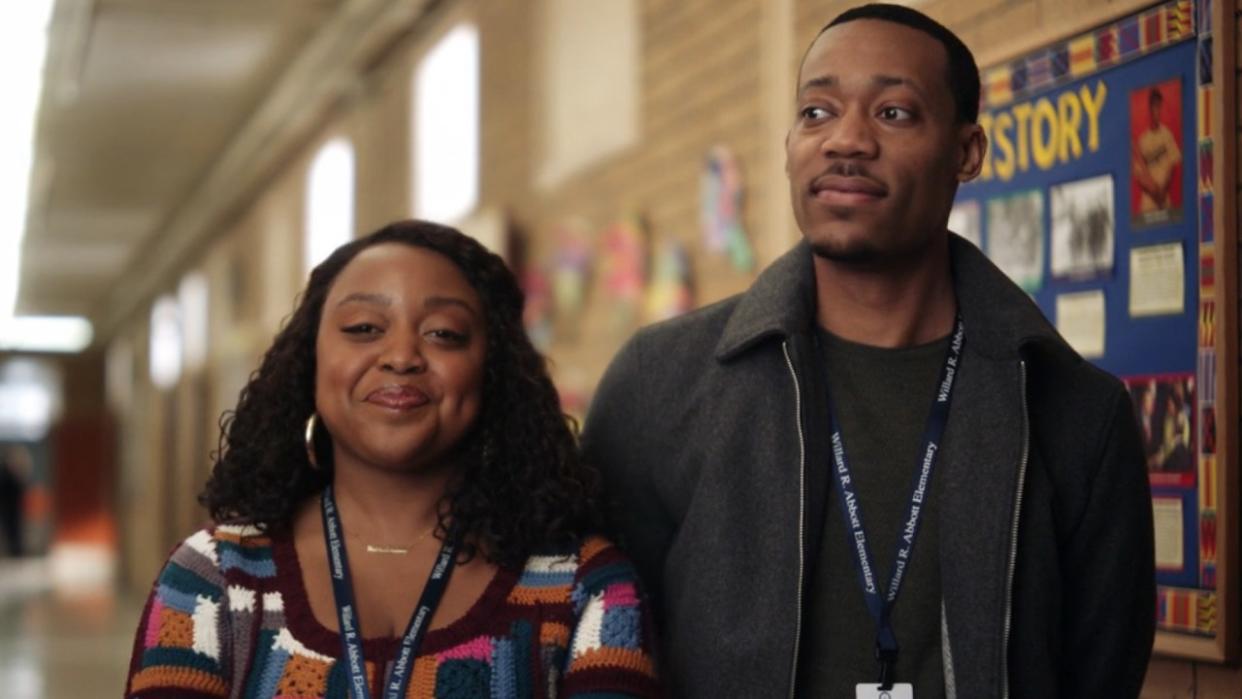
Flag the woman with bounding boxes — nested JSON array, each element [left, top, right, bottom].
[[126, 220, 660, 698]]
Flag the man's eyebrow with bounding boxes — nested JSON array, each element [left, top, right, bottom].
[[872, 74, 927, 98], [336, 292, 391, 307], [798, 75, 837, 94], [798, 74, 927, 98]]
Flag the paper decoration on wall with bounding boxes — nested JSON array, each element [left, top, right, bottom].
[[947, 200, 982, 248], [521, 265, 553, 351], [600, 216, 647, 306], [551, 220, 593, 319], [1055, 289, 1106, 358], [985, 189, 1045, 293], [1124, 373, 1197, 484], [1129, 242, 1185, 316], [700, 145, 754, 271], [1153, 497, 1187, 571], [644, 239, 694, 323], [1131, 77, 1185, 228], [1051, 174, 1115, 279]]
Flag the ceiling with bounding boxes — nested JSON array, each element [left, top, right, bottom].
[[20, 0, 432, 341]]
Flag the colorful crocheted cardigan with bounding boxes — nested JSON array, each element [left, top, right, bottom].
[[126, 525, 660, 698]]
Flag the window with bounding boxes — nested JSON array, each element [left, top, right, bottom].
[[413, 24, 479, 223], [538, 0, 639, 188], [305, 138, 355, 273], [149, 295, 181, 390], [106, 337, 133, 414], [178, 272, 208, 372]]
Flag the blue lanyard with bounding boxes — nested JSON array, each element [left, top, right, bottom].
[[826, 317, 964, 689], [320, 485, 457, 699]]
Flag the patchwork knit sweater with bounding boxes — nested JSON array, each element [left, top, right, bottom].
[[125, 525, 660, 698]]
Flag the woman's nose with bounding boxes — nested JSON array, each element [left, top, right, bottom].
[[379, 334, 427, 374]]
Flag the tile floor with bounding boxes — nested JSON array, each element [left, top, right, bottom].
[[0, 557, 142, 698]]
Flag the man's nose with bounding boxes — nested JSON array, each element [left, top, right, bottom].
[[820, 109, 878, 159]]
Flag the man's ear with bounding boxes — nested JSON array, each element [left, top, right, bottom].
[[956, 123, 986, 182]]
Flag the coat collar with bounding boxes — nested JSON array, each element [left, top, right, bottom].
[[715, 234, 1069, 362], [714, 240, 818, 361]]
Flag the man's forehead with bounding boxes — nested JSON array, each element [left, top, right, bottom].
[[799, 18, 949, 88]]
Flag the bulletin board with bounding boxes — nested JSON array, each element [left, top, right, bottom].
[[953, 0, 1238, 661]]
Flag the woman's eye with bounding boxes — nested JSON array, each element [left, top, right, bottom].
[[342, 323, 381, 336], [426, 329, 468, 345]]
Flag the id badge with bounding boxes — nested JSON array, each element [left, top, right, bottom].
[[855, 683, 913, 699]]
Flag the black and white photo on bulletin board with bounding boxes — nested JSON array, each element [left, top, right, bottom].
[[984, 189, 1045, 293], [1050, 174, 1116, 279]]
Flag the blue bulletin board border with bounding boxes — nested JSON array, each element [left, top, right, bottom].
[[979, 0, 1195, 111], [956, 0, 1236, 654]]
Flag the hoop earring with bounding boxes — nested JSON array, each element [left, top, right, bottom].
[[304, 413, 320, 470]]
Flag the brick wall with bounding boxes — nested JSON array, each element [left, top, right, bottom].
[[475, 0, 779, 402]]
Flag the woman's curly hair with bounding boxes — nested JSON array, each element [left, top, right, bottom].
[[200, 219, 602, 568]]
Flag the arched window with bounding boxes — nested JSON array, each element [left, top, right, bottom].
[[305, 138, 355, 273], [413, 24, 479, 223]]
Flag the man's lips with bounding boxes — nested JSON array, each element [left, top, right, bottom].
[[810, 174, 888, 202], [364, 385, 430, 410]]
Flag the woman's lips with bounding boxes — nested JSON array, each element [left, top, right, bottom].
[[364, 385, 430, 410]]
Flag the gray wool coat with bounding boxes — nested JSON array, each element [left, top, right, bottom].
[[581, 235, 1155, 698]]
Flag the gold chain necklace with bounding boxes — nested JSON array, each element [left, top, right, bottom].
[[346, 526, 436, 555]]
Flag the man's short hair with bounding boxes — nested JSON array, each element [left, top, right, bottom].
[[1149, 87, 1164, 107], [819, 3, 981, 124]]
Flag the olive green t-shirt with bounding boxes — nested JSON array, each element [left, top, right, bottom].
[[796, 327, 949, 698]]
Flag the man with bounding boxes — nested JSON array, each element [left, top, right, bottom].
[[582, 5, 1155, 698], [1133, 86, 1182, 219]]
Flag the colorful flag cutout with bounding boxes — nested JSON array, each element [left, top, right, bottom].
[[1200, 251, 1215, 292], [1199, 38, 1213, 85], [1198, 592, 1217, 631], [1119, 16, 1141, 55], [1199, 194, 1214, 244], [1198, 88, 1213, 139], [1069, 35, 1096, 76], [1142, 9, 1166, 48], [1199, 301, 1216, 346], [1096, 26, 1118, 64], [1050, 44, 1069, 79], [1199, 348, 1216, 402], [984, 66, 1013, 106], [1168, 0, 1193, 39], [1200, 456, 1216, 509]]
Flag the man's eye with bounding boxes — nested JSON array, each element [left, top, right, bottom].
[[800, 106, 830, 120], [879, 106, 914, 121]]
